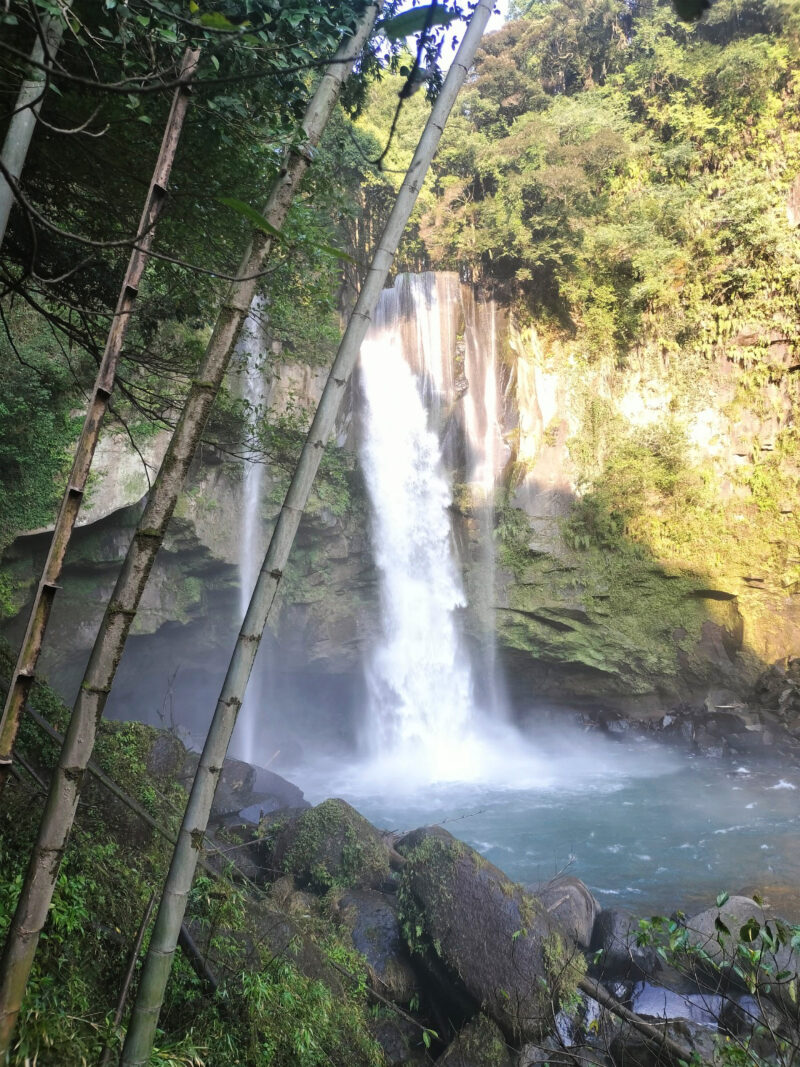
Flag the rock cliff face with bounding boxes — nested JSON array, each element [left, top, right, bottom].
[[491, 312, 799, 706], [0, 348, 378, 749], [1, 272, 798, 736]]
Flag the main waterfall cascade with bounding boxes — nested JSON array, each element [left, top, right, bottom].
[[356, 273, 518, 785], [358, 277, 474, 763]]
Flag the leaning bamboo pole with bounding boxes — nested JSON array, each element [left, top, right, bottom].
[[0, 47, 200, 796], [0, 11, 380, 1058], [120, 3, 496, 1062], [0, 5, 72, 247]]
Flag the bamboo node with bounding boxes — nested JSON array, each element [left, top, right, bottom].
[[108, 602, 137, 617]]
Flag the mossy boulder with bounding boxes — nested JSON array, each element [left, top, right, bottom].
[[332, 887, 419, 1004], [369, 1014, 429, 1066], [260, 798, 392, 893], [437, 1014, 513, 1066], [528, 876, 599, 950], [396, 827, 585, 1042]]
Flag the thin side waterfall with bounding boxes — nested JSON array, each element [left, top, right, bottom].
[[462, 295, 508, 713]]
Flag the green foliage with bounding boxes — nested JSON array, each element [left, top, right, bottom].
[[0, 650, 383, 1066], [565, 420, 697, 550], [0, 309, 85, 554], [495, 498, 534, 577], [424, 0, 800, 363], [233, 961, 381, 1066], [0, 0, 405, 569], [278, 799, 391, 892], [635, 905, 800, 1065]]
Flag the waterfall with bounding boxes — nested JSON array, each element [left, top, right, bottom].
[[233, 297, 269, 762], [358, 274, 508, 784]]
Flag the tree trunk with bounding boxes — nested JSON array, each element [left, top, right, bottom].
[[0, 11, 380, 1059], [0, 6, 71, 246], [0, 46, 200, 797], [120, 3, 495, 1063]]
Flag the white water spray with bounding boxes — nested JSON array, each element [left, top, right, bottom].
[[360, 316, 473, 751]]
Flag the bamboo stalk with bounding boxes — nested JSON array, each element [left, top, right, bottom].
[[0, 5, 72, 246], [120, 4, 496, 1063], [0, 46, 200, 795]]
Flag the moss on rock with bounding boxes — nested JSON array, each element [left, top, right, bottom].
[[396, 827, 584, 1043], [262, 798, 391, 893], [438, 1014, 513, 1067]]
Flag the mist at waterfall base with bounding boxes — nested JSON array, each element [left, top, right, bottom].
[[233, 275, 800, 915]]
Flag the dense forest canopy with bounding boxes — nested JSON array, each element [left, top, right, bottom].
[[428, 0, 800, 342], [5, 0, 798, 559], [406, 0, 800, 612]]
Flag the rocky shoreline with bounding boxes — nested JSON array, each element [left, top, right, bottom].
[[6, 661, 800, 1065], [170, 724, 800, 1067], [518, 659, 800, 770], [220, 796, 799, 1065]]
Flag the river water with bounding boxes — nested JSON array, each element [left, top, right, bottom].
[[301, 740, 800, 917]]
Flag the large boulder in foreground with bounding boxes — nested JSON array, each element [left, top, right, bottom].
[[589, 909, 660, 982], [397, 827, 585, 1042], [258, 798, 392, 892]]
